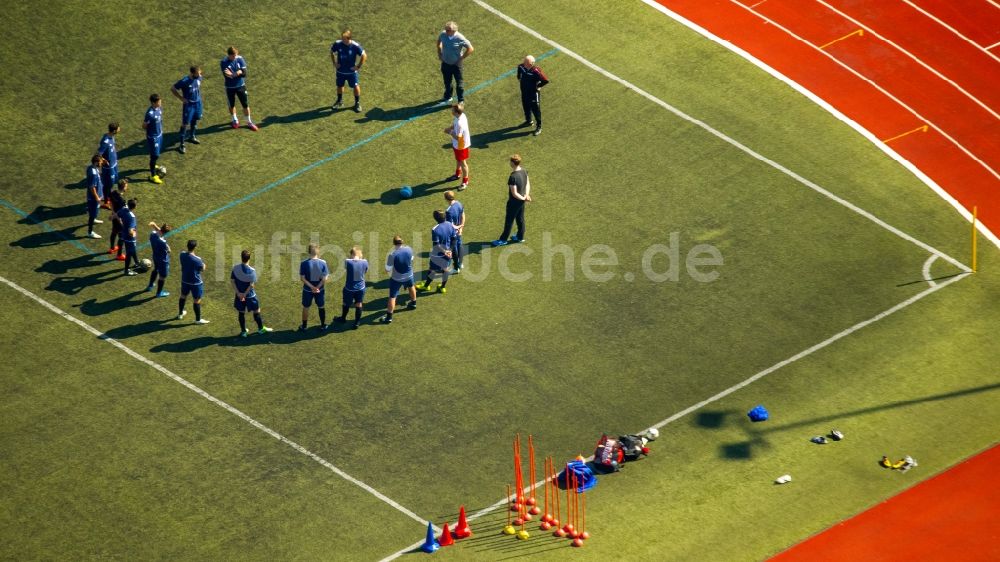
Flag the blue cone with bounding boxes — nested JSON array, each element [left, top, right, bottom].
[[419, 521, 440, 553], [747, 405, 769, 422]]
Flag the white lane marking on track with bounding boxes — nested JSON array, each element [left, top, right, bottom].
[[731, 0, 1000, 184], [815, 0, 1000, 121], [900, 0, 1000, 64], [0, 275, 432, 530], [922, 254, 940, 287], [639, 0, 1000, 251]]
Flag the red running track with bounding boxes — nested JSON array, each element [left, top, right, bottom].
[[770, 443, 1000, 561], [654, 0, 1000, 248]]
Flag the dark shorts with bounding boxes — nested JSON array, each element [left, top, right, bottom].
[[122, 240, 137, 255], [87, 199, 99, 220], [181, 283, 204, 299], [234, 295, 260, 313], [154, 260, 169, 277], [336, 70, 359, 88], [100, 166, 117, 191], [342, 287, 366, 305], [430, 254, 450, 272], [302, 288, 326, 308], [388, 277, 414, 299], [182, 101, 203, 125], [226, 86, 249, 109], [147, 136, 162, 159]]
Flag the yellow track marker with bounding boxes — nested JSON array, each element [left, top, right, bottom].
[[882, 124, 928, 144], [819, 29, 864, 50]]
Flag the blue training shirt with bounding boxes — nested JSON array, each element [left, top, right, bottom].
[[299, 257, 329, 290], [180, 252, 205, 285], [432, 222, 457, 256], [150, 231, 169, 264], [117, 208, 136, 241], [231, 263, 257, 299], [220, 55, 247, 89], [173, 75, 203, 103], [446, 201, 464, 227], [343, 258, 368, 291], [331, 40, 365, 73], [97, 134, 117, 168], [144, 106, 162, 139], [387, 246, 414, 281], [86, 165, 103, 201]]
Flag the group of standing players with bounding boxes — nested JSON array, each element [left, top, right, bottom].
[[81, 21, 548, 336]]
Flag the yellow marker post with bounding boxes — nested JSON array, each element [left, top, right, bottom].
[[971, 206, 978, 273], [819, 29, 864, 50]]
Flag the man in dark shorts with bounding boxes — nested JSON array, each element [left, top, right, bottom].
[[330, 28, 367, 112], [220, 46, 258, 131], [299, 243, 330, 331], [380, 235, 417, 324], [96, 122, 120, 204], [178, 239, 209, 324], [117, 198, 140, 275], [146, 221, 171, 297], [420, 210, 456, 294], [444, 190, 465, 273], [338, 246, 368, 329], [141, 93, 164, 184], [231, 249, 272, 337], [84, 155, 104, 239], [107, 178, 129, 260], [492, 154, 532, 246], [171, 65, 204, 154]]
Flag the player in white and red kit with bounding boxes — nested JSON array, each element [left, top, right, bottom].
[[444, 103, 471, 190]]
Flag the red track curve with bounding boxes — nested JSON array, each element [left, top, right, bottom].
[[652, 0, 1000, 249]]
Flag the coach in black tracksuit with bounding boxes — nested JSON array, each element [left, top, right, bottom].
[[517, 55, 549, 136]]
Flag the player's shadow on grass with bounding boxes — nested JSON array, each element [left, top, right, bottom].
[[439, 125, 531, 151], [258, 107, 332, 128], [361, 178, 452, 205], [102, 318, 192, 340], [18, 202, 87, 223], [114, 123, 242, 160], [148, 325, 333, 352], [355, 100, 447, 124], [77, 290, 157, 317], [36, 253, 110, 276], [44, 266, 129, 295]]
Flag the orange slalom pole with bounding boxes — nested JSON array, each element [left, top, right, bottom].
[[528, 435, 537, 506], [580, 487, 589, 540]]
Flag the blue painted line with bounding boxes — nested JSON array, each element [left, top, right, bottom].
[[141, 48, 560, 249], [0, 198, 95, 253]]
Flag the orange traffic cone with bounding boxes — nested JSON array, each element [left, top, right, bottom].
[[454, 505, 472, 539], [438, 522, 455, 547]]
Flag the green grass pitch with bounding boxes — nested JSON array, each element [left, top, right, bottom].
[[0, 0, 997, 560]]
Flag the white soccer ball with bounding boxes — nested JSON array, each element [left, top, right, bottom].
[[156, 165, 167, 178], [643, 428, 659, 441], [140, 258, 153, 271]]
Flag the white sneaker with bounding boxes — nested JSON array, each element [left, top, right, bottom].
[[195, 319, 210, 325], [93, 219, 104, 224], [87, 231, 101, 239], [177, 310, 187, 320]]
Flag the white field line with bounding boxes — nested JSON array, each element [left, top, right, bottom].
[[988, 41, 1000, 50], [988, 0, 1000, 12], [922, 254, 940, 287], [639, 0, 1000, 251], [472, 0, 978, 266], [730, 0, 1000, 185], [901, 0, 1000, 64], [380, 270, 972, 560], [815, 0, 1000, 121], [0, 275, 431, 530]]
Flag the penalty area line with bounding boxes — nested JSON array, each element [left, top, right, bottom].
[[0, 274, 429, 529]]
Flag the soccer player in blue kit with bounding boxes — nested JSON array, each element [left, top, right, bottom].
[[117, 199, 139, 275], [444, 190, 465, 273], [231, 250, 272, 337], [420, 210, 457, 294], [171, 65, 204, 154], [221, 46, 258, 131], [338, 246, 368, 329], [85, 155, 104, 239], [142, 93, 164, 184], [96, 122, 120, 204], [299, 243, 330, 331], [330, 28, 367, 113], [146, 221, 171, 297], [380, 235, 417, 324], [178, 240, 209, 324]]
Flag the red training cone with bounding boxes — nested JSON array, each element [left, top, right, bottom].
[[454, 506, 472, 539], [438, 522, 455, 547]]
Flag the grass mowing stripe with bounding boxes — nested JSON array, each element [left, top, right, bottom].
[[472, 0, 972, 272], [377, 269, 971, 561], [0, 274, 431, 529], [0, 198, 94, 254], [139, 48, 559, 251]]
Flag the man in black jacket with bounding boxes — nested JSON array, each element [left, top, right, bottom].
[[516, 55, 549, 136]]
